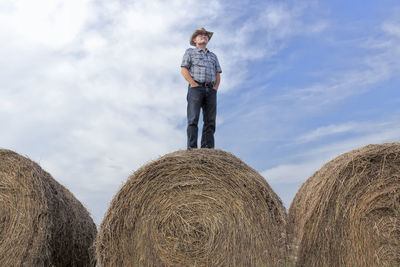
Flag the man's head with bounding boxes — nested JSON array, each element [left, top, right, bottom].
[[190, 27, 213, 47]]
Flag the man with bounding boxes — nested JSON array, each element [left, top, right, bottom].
[[181, 27, 222, 149]]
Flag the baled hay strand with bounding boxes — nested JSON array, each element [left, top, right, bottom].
[[0, 149, 97, 266], [97, 149, 288, 266], [289, 142, 400, 267]]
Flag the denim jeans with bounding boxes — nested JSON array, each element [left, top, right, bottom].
[[187, 85, 217, 149]]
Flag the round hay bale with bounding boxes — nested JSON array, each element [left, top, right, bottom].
[[289, 142, 400, 266], [0, 149, 97, 266], [97, 149, 288, 266]]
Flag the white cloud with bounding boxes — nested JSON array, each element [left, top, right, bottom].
[[280, 19, 400, 109], [0, 0, 89, 47], [295, 121, 392, 144], [211, 1, 326, 90], [263, 119, 400, 185], [296, 123, 359, 143], [282, 65, 391, 108], [262, 158, 326, 184], [382, 21, 400, 38]]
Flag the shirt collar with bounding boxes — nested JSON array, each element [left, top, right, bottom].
[[195, 46, 209, 53]]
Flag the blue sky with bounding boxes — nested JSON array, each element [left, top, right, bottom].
[[1, 0, 400, 224]]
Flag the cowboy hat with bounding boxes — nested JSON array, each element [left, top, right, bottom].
[[190, 27, 213, 46]]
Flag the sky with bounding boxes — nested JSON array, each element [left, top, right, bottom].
[[1, 0, 400, 225]]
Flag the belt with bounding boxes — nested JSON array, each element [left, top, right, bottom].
[[194, 81, 214, 88]]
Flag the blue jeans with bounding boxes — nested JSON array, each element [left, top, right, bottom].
[[187, 85, 217, 149]]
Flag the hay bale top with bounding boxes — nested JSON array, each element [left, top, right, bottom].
[[97, 149, 288, 267], [289, 142, 400, 266], [0, 149, 96, 267]]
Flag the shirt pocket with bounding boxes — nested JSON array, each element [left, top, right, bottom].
[[192, 55, 206, 67], [209, 57, 217, 68]]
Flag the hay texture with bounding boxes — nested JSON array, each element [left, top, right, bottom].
[[289, 142, 400, 267], [0, 149, 97, 266], [97, 149, 288, 266]]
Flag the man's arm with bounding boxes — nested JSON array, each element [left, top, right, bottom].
[[213, 72, 221, 91], [181, 67, 199, 88]]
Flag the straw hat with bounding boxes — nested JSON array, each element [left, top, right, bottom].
[[190, 27, 213, 46]]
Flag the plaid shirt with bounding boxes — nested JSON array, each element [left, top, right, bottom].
[[181, 47, 222, 84]]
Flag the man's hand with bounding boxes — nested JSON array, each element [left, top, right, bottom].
[[190, 82, 200, 88], [182, 67, 199, 88], [213, 85, 218, 91]]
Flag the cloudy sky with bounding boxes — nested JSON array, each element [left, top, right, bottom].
[[1, 0, 400, 225]]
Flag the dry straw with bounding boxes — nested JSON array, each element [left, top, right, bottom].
[[0, 149, 97, 266], [97, 149, 288, 266], [289, 142, 400, 266]]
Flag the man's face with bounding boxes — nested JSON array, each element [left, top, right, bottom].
[[194, 33, 209, 46]]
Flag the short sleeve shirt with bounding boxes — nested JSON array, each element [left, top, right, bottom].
[[181, 47, 222, 84]]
